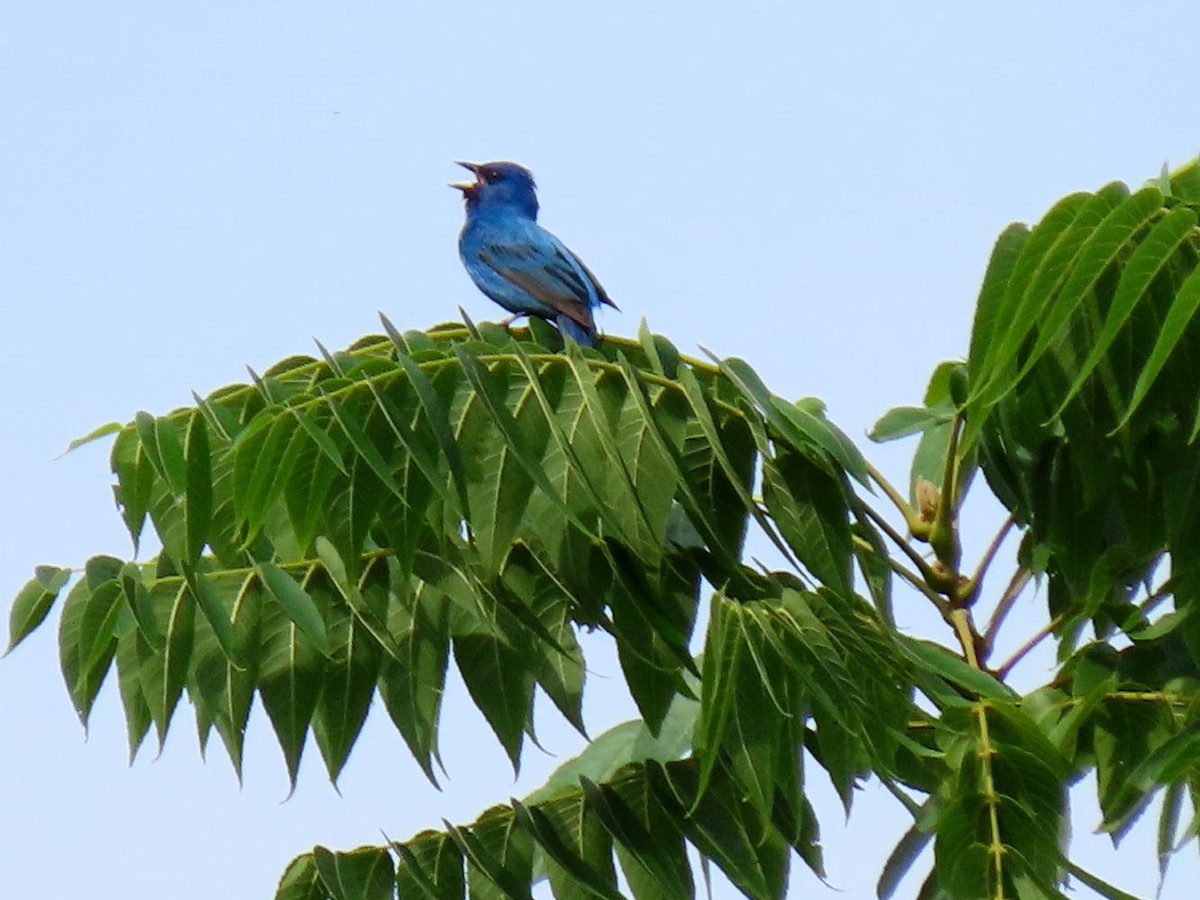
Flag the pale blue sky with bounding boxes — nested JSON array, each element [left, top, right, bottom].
[[4, 3, 1200, 898]]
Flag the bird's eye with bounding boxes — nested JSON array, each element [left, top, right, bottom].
[[484, 169, 501, 182]]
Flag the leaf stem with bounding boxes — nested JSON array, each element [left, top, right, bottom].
[[1060, 690, 1191, 707], [857, 502, 955, 594], [864, 462, 926, 537], [971, 702, 1006, 898], [951, 609, 982, 669], [851, 535, 949, 616]]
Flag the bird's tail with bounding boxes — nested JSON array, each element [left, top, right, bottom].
[[556, 314, 596, 347]]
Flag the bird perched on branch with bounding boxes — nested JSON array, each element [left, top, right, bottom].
[[451, 161, 617, 346]]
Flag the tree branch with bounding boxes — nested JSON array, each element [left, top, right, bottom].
[[982, 566, 1033, 651], [857, 501, 955, 594], [852, 534, 950, 616], [994, 612, 1065, 681], [961, 515, 1014, 609]]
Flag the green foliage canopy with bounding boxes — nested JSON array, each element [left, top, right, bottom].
[[14, 159, 1200, 899]]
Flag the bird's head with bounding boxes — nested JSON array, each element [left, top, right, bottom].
[[450, 161, 539, 219]]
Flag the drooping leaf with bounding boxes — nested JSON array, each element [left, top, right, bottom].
[[6, 565, 71, 654]]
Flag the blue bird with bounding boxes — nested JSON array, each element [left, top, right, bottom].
[[451, 161, 617, 346]]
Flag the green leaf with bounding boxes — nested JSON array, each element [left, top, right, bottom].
[[394, 350, 474, 526], [312, 601, 380, 784], [315, 539, 402, 662], [6, 565, 71, 654], [761, 446, 853, 592], [114, 614, 152, 762], [877, 822, 932, 900], [322, 386, 405, 503], [902, 639, 1016, 700], [614, 356, 741, 571], [378, 578, 451, 784], [447, 811, 535, 900], [1157, 780, 1185, 887], [62, 420, 123, 454], [649, 761, 788, 900], [58, 577, 117, 725], [289, 406, 349, 476], [281, 408, 344, 556], [581, 776, 692, 900], [258, 597, 326, 790], [512, 798, 622, 900], [1128, 725, 1200, 791], [966, 222, 1032, 390], [453, 354, 541, 572], [453, 633, 535, 772], [79, 579, 125, 675], [187, 572, 258, 778], [311, 846, 394, 900], [693, 593, 802, 822], [852, 516, 893, 627], [180, 562, 237, 664], [183, 411, 213, 563], [769, 397, 871, 487], [1053, 205, 1198, 417], [111, 427, 154, 552], [275, 854, 328, 900], [970, 185, 1126, 410], [1126, 261, 1200, 432], [607, 555, 697, 734], [394, 832, 464, 900], [908, 362, 969, 502], [524, 692, 699, 806], [138, 579, 196, 747], [135, 410, 189, 497], [257, 561, 331, 657], [498, 547, 587, 733], [453, 347, 583, 542], [636, 319, 680, 379], [870, 406, 952, 443], [1062, 861, 1142, 900], [1016, 186, 1165, 387]]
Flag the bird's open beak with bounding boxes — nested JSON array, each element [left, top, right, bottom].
[[449, 160, 481, 193]]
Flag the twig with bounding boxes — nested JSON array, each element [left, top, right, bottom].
[[851, 535, 950, 616], [982, 566, 1032, 649], [994, 612, 1066, 681], [857, 501, 950, 591], [962, 515, 1014, 607]]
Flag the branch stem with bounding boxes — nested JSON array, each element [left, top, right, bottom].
[[852, 535, 949, 615], [951, 608, 982, 668], [865, 462, 925, 535], [995, 613, 1065, 680], [858, 502, 954, 593], [962, 516, 1014, 607], [982, 567, 1033, 649]]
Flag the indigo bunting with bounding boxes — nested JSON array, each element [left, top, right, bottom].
[[451, 161, 617, 346]]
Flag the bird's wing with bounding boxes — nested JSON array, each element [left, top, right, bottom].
[[478, 228, 615, 329], [558, 242, 619, 311]]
